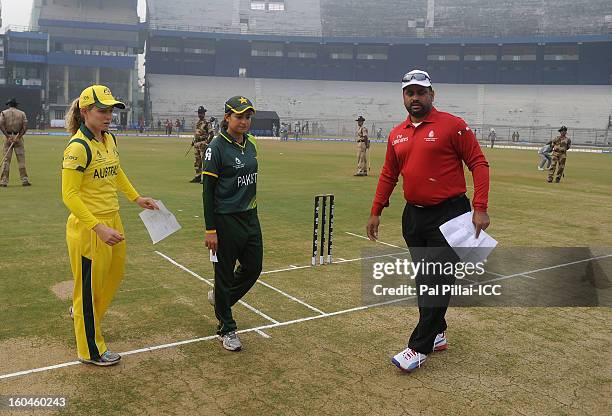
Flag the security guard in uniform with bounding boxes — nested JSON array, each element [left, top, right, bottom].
[[547, 125, 571, 183], [202, 96, 262, 352], [355, 115, 369, 176], [0, 98, 30, 187], [190, 106, 213, 183]]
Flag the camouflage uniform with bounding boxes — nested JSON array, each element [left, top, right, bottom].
[[355, 118, 369, 176], [548, 132, 571, 183], [193, 117, 213, 178], [0, 105, 30, 186]]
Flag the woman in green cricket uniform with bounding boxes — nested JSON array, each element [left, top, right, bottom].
[[202, 96, 262, 351]]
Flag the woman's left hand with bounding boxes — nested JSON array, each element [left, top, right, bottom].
[[136, 197, 159, 210]]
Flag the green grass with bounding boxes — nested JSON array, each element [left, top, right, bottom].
[[0, 135, 610, 415]]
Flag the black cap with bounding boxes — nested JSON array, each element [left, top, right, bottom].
[[6, 98, 18, 106], [225, 96, 256, 114], [356, 116, 365, 122], [558, 125, 568, 132], [197, 106, 207, 113]]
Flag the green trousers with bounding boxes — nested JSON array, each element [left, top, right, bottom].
[[213, 209, 263, 335]]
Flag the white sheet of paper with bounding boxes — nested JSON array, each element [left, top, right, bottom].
[[439, 211, 498, 264], [138, 200, 182, 244], [210, 250, 218, 263]]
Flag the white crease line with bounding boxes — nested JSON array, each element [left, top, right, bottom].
[[337, 257, 347, 261], [333, 252, 410, 264], [254, 329, 271, 338], [4, 253, 611, 381], [256, 279, 326, 315], [155, 251, 279, 325], [345, 231, 408, 250], [486, 270, 536, 280], [0, 296, 417, 381], [480, 254, 612, 283], [260, 264, 311, 275], [289, 265, 298, 269]]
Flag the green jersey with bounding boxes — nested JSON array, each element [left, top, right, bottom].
[[202, 129, 258, 214]]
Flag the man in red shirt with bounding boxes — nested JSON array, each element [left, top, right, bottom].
[[366, 69, 490, 373]]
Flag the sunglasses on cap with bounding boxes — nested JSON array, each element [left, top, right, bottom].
[[402, 73, 431, 83]]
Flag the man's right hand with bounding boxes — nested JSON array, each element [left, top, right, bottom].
[[93, 223, 125, 246], [366, 215, 381, 241]]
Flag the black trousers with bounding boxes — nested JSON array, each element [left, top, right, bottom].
[[402, 194, 471, 354], [214, 209, 263, 335]]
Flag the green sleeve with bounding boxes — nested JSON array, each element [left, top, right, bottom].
[[202, 174, 217, 232]]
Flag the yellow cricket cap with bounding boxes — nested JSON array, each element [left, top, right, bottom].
[[79, 85, 126, 109]]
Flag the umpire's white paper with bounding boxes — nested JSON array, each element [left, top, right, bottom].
[[439, 211, 497, 263], [139, 200, 181, 244]]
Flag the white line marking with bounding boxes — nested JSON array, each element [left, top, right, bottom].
[[157, 252, 326, 316], [155, 251, 279, 325], [255, 279, 326, 315], [0, 361, 81, 380], [260, 265, 311, 275], [337, 257, 347, 261], [3, 253, 609, 381], [333, 252, 410, 264], [345, 231, 408, 250], [482, 254, 612, 283], [485, 270, 536, 280], [0, 296, 416, 381], [254, 329, 271, 338], [289, 265, 298, 269]]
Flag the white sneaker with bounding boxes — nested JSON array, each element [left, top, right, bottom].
[[433, 332, 448, 352], [538, 167, 544, 171], [391, 347, 427, 372], [207, 290, 215, 306], [220, 331, 242, 352]]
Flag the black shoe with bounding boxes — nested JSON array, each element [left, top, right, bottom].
[[22, 182, 31, 187], [555, 178, 561, 183], [189, 176, 201, 183], [0, 184, 6, 187]]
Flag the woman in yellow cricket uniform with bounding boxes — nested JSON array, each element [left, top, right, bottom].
[[62, 85, 158, 366]]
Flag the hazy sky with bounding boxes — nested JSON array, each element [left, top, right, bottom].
[[0, 0, 147, 32]]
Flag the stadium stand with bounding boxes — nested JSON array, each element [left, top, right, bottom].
[[148, 74, 612, 134], [147, 0, 611, 38], [148, 0, 322, 36], [39, 0, 138, 25]]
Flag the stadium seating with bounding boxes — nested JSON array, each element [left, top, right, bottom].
[[147, 0, 611, 38], [148, 74, 612, 136]]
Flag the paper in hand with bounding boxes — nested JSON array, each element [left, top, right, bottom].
[[210, 250, 218, 263], [439, 211, 497, 264], [139, 200, 182, 244]]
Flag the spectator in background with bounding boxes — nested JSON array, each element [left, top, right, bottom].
[[165, 119, 172, 135], [488, 128, 497, 148], [537, 142, 552, 171]]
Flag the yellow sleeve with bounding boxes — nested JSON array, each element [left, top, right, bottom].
[[61, 169, 100, 229], [63, 141, 88, 171], [116, 167, 140, 201]]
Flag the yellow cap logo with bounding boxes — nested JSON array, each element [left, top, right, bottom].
[[239, 97, 248, 104]]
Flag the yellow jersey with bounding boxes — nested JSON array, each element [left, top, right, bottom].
[[62, 124, 139, 228]]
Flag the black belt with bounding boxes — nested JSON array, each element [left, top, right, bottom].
[[407, 193, 466, 209], [6, 131, 19, 135]]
